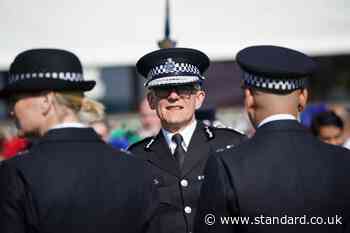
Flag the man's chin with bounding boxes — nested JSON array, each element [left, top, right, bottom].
[[163, 119, 194, 131]]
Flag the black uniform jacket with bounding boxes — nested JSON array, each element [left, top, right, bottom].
[[195, 120, 350, 233], [129, 122, 245, 233], [0, 127, 159, 233]]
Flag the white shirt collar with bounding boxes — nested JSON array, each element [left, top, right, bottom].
[[258, 114, 297, 128], [162, 120, 197, 154], [49, 122, 88, 130]]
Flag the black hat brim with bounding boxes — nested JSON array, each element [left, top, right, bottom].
[[0, 79, 96, 97]]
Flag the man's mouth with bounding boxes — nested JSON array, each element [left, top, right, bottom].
[[166, 106, 184, 110]]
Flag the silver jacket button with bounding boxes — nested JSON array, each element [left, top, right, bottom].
[[180, 179, 188, 187], [184, 206, 192, 214]]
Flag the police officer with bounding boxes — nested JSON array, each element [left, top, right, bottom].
[[195, 45, 350, 233], [129, 48, 245, 233], [0, 49, 159, 233]]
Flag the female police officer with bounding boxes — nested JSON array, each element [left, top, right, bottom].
[[0, 49, 159, 233]]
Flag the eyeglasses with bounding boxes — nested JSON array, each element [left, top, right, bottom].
[[152, 85, 199, 99]]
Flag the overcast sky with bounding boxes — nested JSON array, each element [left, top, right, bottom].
[[0, 0, 349, 68]]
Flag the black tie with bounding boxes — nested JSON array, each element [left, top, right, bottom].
[[172, 134, 186, 169]]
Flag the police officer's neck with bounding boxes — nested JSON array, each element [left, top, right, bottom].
[[162, 118, 196, 133], [39, 110, 80, 136], [249, 91, 300, 127]]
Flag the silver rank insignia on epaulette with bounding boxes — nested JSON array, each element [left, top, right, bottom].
[[215, 144, 235, 153], [153, 178, 160, 185], [120, 149, 131, 155], [145, 137, 155, 150], [204, 126, 214, 139], [215, 148, 225, 153], [17, 150, 29, 156]]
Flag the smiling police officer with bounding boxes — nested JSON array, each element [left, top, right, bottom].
[[129, 48, 246, 233]]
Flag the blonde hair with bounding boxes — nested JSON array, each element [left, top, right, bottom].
[[54, 91, 105, 124]]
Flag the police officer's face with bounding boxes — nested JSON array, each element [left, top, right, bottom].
[[148, 84, 205, 131], [8, 93, 46, 137]]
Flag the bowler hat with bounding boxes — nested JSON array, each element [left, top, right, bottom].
[[0, 48, 95, 96]]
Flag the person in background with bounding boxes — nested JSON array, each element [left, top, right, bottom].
[[0, 128, 6, 161], [1, 137, 29, 160], [195, 45, 350, 233], [329, 104, 350, 149], [129, 48, 245, 233], [138, 97, 161, 138], [0, 48, 159, 233], [311, 110, 345, 146], [109, 127, 140, 150]]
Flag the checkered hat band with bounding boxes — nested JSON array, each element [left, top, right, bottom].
[[146, 76, 200, 88], [9, 72, 83, 84], [147, 62, 201, 79], [243, 72, 307, 91]]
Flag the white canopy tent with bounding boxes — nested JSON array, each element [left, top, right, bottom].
[[0, 0, 349, 69]]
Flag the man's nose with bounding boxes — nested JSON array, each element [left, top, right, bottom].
[[167, 89, 180, 99]]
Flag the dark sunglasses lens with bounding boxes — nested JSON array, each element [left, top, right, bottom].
[[154, 87, 171, 98], [153, 85, 196, 98]]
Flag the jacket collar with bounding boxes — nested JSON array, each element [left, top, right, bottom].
[[258, 114, 297, 128], [39, 127, 103, 144], [256, 119, 308, 134]]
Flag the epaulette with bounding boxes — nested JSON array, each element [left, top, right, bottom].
[[127, 136, 156, 151], [120, 148, 131, 155], [204, 125, 245, 140], [215, 144, 236, 153], [210, 125, 245, 136], [127, 138, 147, 151], [17, 149, 30, 156]]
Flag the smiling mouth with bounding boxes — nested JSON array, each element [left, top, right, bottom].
[[166, 106, 183, 110]]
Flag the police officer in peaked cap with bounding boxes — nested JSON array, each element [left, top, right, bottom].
[[195, 45, 350, 233], [129, 48, 246, 233], [0, 48, 160, 233]]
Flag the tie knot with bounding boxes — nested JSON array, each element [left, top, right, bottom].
[[172, 134, 183, 146]]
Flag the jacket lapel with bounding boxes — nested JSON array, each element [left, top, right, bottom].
[[182, 123, 211, 177], [146, 132, 181, 177]]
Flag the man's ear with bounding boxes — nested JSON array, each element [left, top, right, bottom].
[[147, 91, 156, 110], [298, 89, 308, 112], [244, 88, 255, 112], [195, 90, 206, 110]]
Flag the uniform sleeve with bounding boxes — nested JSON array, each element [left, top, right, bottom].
[[194, 152, 238, 233], [141, 166, 161, 233], [0, 162, 27, 233]]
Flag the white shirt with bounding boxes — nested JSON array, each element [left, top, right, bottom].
[[49, 122, 88, 130], [162, 120, 197, 154], [258, 114, 297, 128]]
